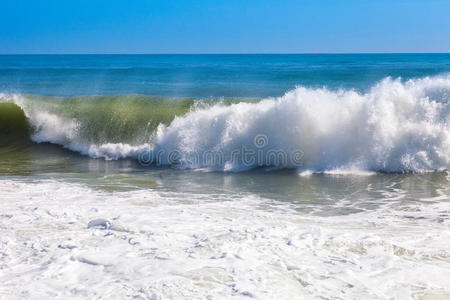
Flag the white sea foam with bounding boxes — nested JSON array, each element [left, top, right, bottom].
[[0, 178, 449, 299], [7, 75, 450, 172]]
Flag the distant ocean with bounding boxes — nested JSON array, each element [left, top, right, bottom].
[[1, 54, 449, 299]]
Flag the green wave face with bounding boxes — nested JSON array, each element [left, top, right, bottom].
[[0, 102, 32, 175], [0, 102, 30, 144], [1, 94, 259, 146], [25, 94, 197, 145], [0, 94, 259, 175]]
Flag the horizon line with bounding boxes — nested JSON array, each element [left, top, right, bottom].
[[1, 52, 449, 55]]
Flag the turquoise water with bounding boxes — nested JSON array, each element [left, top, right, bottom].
[[1, 54, 450, 97]]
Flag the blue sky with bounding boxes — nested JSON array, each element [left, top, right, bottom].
[[1, 0, 449, 54]]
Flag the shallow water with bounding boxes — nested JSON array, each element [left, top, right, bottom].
[[1, 142, 449, 299], [1, 171, 449, 299]]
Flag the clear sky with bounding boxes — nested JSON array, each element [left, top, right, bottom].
[[1, 0, 450, 54]]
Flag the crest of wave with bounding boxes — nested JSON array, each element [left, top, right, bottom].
[[147, 76, 449, 172]]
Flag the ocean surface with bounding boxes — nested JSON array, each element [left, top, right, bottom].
[[0, 54, 449, 299]]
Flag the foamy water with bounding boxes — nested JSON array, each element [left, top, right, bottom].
[[0, 176, 449, 299]]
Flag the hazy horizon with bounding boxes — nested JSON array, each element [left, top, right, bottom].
[[2, 52, 450, 55]]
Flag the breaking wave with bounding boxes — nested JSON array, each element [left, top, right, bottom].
[[1, 76, 449, 173]]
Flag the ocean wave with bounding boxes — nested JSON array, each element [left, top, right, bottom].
[[0, 102, 30, 144], [1, 75, 449, 173]]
